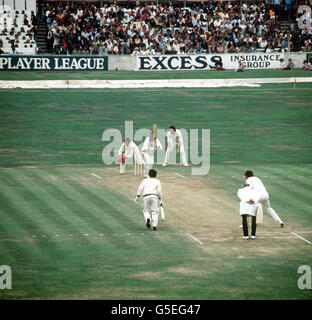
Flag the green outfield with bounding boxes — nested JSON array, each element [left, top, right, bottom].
[[0, 71, 312, 299], [0, 69, 311, 81]]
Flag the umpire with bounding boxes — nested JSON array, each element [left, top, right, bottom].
[[237, 183, 259, 240]]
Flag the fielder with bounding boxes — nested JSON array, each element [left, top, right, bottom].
[[244, 170, 284, 227], [141, 132, 163, 177], [118, 138, 143, 174], [238, 183, 260, 239], [162, 125, 188, 167], [134, 169, 163, 230]]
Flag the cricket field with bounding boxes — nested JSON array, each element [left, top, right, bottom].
[[0, 70, 311, 299]]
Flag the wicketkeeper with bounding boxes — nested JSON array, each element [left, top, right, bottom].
[[134, 169, 163, 230], [118, 138, 143, 174]]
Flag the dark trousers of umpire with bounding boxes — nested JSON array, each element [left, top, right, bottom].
[[242, 214, 256, 237]]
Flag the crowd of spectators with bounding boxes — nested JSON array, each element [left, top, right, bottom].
[[38, 1, 312, 55], [0, 10, 37, 54]]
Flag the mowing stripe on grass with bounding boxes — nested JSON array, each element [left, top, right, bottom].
[[0, 188, 79, 259], [55, 171, 138, 230], [15, 169, 93, 234], [291, 232, 312, 245], [4, 169, 81, 233], [31, 168, 131, 246], [15, 169, 125, 255], [0, 207, 48, 261], [270, 180, 312, 206], [0, 171, 67, 234], [50, 167, 158, 252], [274, 166, 312, 187], [57, 169, 187, 256], [262, 167, 312, 207]]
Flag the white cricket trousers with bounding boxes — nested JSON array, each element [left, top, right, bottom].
[[259, 191, 283, 224], [142, 152, 154, 176], [143, 195, 159, 228], [164, 141, 187, 165]]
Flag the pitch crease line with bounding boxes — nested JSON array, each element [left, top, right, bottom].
[[291, 232, 312, 245], [175, 172, 186, 178], [92, 173, 102, 179], [187, 233, 204, 246]]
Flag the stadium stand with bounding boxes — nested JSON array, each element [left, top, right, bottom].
[[0, 0, 37, 54], [37, 0, 311, 55], [1, 1, 311, 55]]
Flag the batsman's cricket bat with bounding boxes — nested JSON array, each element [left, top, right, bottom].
[[160, 206, 165, 222], [256, 203, 263, 224], [153, 124, 157, 143]]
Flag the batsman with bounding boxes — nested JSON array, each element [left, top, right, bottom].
[[134, 169, 164, 230], [141, 124, 163, 177]]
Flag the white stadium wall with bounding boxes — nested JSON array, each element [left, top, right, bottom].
[[136, 53, 285, 71], [108, 55, 136, 71], [108, 53, 310, 71], [0, 53, 310, 71], [286, 53, 311, 68]]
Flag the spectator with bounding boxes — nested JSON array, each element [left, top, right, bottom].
[[285, 0, 294, 21], [273, 0, 282, 20], [236, 61, 245, 72], [303, 60, 312, 70], [285, 58, 294, 70], [41, 1, 310, 55], [278, 58, 286, 70]]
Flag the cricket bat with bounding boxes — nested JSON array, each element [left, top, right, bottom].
[[256, 203, 263, 224], [153, 124, 157, 143], [160, 206, 165, 222]]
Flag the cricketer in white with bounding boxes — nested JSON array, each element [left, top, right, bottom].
[[141, 133, 163, 177], [135, 169, 163, 230], [118, 138, 143, 174], [163, 125, 188, 167], [244, 170, 284, 227]]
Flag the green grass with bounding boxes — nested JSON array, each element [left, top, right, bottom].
[[0, 71, 312, 299], [0, 69, 311, 81], [0, 83, 311, 167], [1, 165, 311, 299]]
